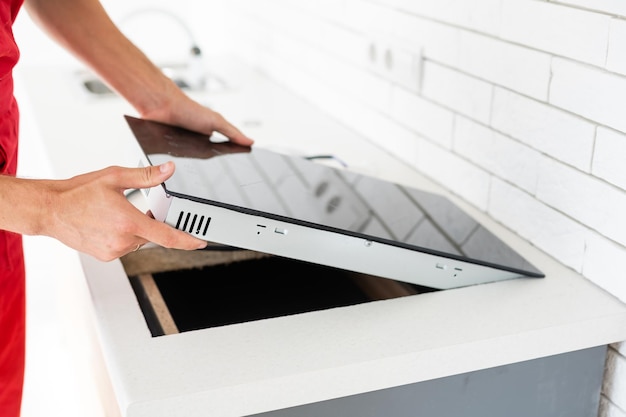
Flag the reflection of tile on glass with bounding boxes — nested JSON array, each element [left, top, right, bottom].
[[462, 226, 537, 272], [354, 176, 425, 240], [405, 218, 462, 256], [403, 187, 478, 245]]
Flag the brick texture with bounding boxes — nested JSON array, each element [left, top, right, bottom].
[[201, 1, 626, 415]]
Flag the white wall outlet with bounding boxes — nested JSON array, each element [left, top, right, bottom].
[[367, 36, 388, 75], [367, 34, 423, 93], [388, 43, 423, 93]]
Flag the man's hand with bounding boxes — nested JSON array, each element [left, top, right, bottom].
[[139, 90, 255, 147], [25, 0, 254, 147], [44, 161, 206, 261], [21, 0, 251, 259]]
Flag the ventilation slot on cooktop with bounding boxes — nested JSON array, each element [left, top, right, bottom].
[[175, 211, 211, 236]]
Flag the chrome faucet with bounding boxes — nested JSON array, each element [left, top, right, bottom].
[[118, 7, 207, 91]]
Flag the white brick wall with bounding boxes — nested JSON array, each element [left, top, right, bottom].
[[536, 158, 626, 247], [607, 18, 626, 75], [389, 86, 454, 148], [458, 30, 552, 100], [489, 178, 588, 271], [550, 58, 626, 133], [559, 0, 626, 18], [603, 344, 626, 417], [198, 0, 626, 415], [422, 61, 493, 124], [501, 0, 610, 66], [594, 128, 626, 189], [491, 87, 595, 171], [454, 116, 545, 195]]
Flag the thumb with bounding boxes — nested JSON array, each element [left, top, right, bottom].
[[133, 161, 176, 189]]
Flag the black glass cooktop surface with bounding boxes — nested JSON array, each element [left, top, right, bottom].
[[126, 115, 543, 279]]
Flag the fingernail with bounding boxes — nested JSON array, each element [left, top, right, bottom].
[[160, 161, 173, 174]]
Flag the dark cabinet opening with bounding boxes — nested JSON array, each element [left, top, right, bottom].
[[123, 247, 435, 337]]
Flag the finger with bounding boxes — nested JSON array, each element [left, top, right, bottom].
[[221, 125, 254, 146], [212, 113, 254, 146], [134, 213, 207, 250], [115, 166, 207, 250], [109, 162, 177, 191]]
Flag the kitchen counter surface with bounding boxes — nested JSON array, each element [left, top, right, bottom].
[[17, 58, 626, 417]]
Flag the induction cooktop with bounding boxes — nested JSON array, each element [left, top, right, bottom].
[[125, 115, 543, 290]]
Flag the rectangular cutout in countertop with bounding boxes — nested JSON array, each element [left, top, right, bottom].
[[125, 248, 433, 337]]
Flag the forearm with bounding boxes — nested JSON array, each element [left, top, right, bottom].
[[24, 0, 252, 148], [1, 165, 207, 261], [0, 175, 52, 236], [23, 0, 184, 119]]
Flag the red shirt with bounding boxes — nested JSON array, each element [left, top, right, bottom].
[[0, 0, 26, 416], [0, 0, 22, 175]]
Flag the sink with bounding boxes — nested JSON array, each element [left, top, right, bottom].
[[77, 64, 229, 96], [82, 77, 194, 95]]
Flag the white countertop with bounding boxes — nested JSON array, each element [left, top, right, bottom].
[[17, 58, 626, 417]]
